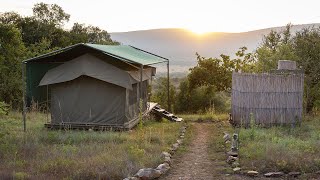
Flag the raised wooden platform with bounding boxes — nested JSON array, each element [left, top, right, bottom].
[[45, 102, 159, 131], [44, 123, 128, 131]]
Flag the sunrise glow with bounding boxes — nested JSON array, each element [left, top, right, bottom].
[[188, 27, 211, 35]]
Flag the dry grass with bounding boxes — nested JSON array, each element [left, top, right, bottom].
[[0, 112, 182, 179], [238, 114, 320, 174], [179, 113, 229, 123], [207, 119, 235, 177]]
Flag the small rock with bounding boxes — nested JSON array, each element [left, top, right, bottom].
[[226, 156, 238, 164], [227, 151, 238, 157], [288, 172, 301, 177], [264, 172, 284, 178], [161, 151, 171, 158], [247, 171, 258, 176], [135, 168, 161, 179], [177, 139, 183, 145], [231, 162, 240, 168], [164, 156, 171, 164], [180, 135, 185, 138], [156, 163, 170, 174], [233, 167, 241, 173], [171, 143, 179, 151], [223, 132, 231, 142], [123, 177, 138, 180]]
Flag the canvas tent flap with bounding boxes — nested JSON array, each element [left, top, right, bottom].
[[39, 53, 133, 89], [51, 76, 127, 125]]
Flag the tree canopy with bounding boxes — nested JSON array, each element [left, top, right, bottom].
[[188, 47, 255, 92]]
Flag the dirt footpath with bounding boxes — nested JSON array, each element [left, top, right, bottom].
[[161, 123, 217, 180]]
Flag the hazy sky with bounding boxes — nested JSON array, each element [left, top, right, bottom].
[[1, 0, 320, 33]]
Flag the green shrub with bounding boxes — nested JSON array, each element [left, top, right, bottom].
[[0, 101, 9, 116], [14, 172, 29, 180]]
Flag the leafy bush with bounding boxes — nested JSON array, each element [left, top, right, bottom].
[[0, 101, 9, 116]]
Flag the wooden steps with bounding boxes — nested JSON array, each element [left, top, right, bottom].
[[152, 105, 183, 122]]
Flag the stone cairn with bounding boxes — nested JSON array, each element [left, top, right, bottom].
[[123, 125, 187, 180], [223, 132, 301, 178]]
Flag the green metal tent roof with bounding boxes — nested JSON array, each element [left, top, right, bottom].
[[23, 43, 168, 65]]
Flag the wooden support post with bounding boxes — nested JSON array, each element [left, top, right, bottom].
[[22, 63, 26, 132], [167, 61, 170, 111]]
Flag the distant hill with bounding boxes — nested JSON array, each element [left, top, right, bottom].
[[110, 24, 320, 73]]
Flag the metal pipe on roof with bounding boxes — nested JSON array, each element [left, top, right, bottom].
[[129, 45, 169, 60]]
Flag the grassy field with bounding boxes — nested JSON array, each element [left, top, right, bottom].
[[238, 115, 320, 175], [0, 112, 182, 179]]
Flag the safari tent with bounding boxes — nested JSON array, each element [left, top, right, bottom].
[[22, 43, 169, 130]]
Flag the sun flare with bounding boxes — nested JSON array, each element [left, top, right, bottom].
[[187, 27, 211, 35]]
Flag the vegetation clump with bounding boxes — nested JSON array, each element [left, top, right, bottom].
[[239, 114, 320, 174]]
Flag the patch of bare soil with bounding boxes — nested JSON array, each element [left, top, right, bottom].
[[161, 123, 219, 180]]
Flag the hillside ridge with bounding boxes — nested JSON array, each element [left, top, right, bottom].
[[110, 23, 320, 72]]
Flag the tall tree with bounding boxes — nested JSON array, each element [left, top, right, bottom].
[[0, 24, 26, 108], [255, 24, 297, 72], [293, 27, 320, 113], [188, 47, 254, 92], [32, 2, 70, 27], [70, 23, 118, 45]]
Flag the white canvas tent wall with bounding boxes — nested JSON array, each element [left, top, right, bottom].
[[39, 53, 152, 129]]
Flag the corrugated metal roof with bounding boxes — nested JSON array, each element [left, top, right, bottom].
[[23, 43, 168, 65]]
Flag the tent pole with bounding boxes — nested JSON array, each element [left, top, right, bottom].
[[140, 64, 143, 112], [167, 61, 170, 111], [22, 63, 26, 132], [46, 85, 49, 123]]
